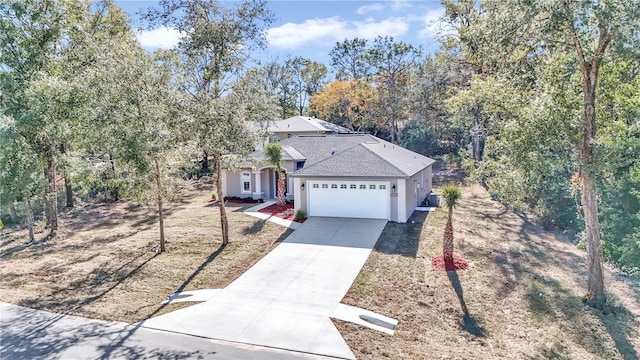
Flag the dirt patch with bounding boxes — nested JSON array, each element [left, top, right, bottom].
[[431, 254, 469, 271], [0, 181, 289, 323], [337, 183, 640, 360]]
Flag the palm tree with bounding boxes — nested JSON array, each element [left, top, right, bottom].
[[441, 184, 461, 262], [264, 143, 286, 206]]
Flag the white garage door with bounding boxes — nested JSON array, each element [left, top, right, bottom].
[[308, 180, 390, 219]]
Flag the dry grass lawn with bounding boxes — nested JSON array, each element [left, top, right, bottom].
[[2, 170, 639, 360], [336, 172, 640, 359], [0, 181, 290, 323]]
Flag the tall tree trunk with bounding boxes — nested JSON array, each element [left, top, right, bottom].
[[213, 152, 229, 245], [201, 150, 209, 173], [10, 203, 18, 225], [564, 2, 611, 308], [581, 62, 605, 307], [60, 144, 73, 208], [154, 158, 166, 253], [443, 215, 454, 262], [276, 170, 286, 206], [64, 176, 74, 208], [471, 106, 483, 168], [23, 199, 34, 242], [109, 152, 119, 201], [43, 146, 58, 232]]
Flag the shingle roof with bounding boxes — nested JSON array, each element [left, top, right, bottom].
[[279, 134, 435, 178], [269, 116, 351, 134]]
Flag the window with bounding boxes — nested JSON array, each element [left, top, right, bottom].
[[380, 184, 387, 190], [350, 184, 357, 189], [369, 184, 376, 189], [331, 184, 337, 189], [296, 161, 305, 170], [242, 172, 251, 193], [312, 183, 319, 189], [340, 184, 347, 189], [360, 184, 366, 189], [322, 184, 328, 189]]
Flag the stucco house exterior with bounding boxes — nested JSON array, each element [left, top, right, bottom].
[[222, 117, 435, 223]]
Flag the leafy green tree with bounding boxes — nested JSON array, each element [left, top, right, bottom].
[[409, 54, 471, 154], [444, 0, 640, 307], [329, 38, 372, 81], [0, 0, 134, 232], [144, 0, 274, 246], [367, 36, 421, 143], [259, 57, 297, 119], [288, 57, 328, 116], [398, 120, 438, 156], [264, 143, 285, 206]]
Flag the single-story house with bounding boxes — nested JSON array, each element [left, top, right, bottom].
[[222, 119, 435, 223]]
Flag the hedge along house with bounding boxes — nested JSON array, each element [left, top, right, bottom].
[[221, 117, 435, 223]]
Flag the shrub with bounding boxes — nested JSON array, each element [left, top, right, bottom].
[[294, 210, 306, 221], [282, 208, 295, 217]]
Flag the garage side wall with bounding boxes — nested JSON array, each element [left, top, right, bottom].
[[401, 166, 433, 223]]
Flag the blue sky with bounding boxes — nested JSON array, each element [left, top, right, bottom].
[[115, 0, 448, 67]]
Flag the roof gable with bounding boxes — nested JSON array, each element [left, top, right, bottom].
[[280, 134, 435, 178]]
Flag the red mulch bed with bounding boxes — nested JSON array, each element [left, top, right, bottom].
[[202, 199, 259, 205], [431, 254, 469, 271], [258, 203, 306, 223]]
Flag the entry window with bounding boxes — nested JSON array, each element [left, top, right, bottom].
[[360, 184, 366, 189], [242, 172, 251, 193], [350, 184, 357, 189], [340, 184, 347, 189], [322, 184, 328, 189], [331, 184, 337, 189], [369, 184, 376, 189], [380, 185, 387, 190], [312, 183, 319, 189]]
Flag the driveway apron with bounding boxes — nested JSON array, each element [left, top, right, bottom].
[[140, 217, 387, 360]]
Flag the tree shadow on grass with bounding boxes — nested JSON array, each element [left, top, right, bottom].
[[485, 205, 639, 359], [242, 219, 266, 235], [18, 253, 160, 312], [0, 303, 215, 360], [374, 211, 427, 258], [446, 270, 486, 337], [95, 243, 228, 359]]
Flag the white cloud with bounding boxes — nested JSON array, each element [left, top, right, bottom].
[[354, 18, 408, 39], [357, 3, 385, 15], [418, 8, 455, 40], [136, 26, 183, 49], [391, 0, 412, 11], [267, 17, 409, 49]]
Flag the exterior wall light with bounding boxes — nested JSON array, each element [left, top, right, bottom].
[[392, 184, 396, 193], [301, 182, 305, 191]]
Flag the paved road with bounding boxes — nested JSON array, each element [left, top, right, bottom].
[[0, 302, 331, 360], [141, 217, 388, 360]]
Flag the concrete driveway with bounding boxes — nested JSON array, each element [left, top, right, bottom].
[[140, 217, 387, 360], [0, 302, 331, 360]]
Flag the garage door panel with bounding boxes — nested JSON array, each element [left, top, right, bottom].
[[308, 180, 389, 219]]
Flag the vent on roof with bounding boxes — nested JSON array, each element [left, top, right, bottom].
[[331, 149, 335, 155]]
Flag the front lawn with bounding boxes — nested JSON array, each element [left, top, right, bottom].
[[0, 181, 291, 323], [336, 181, 640, 359]]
